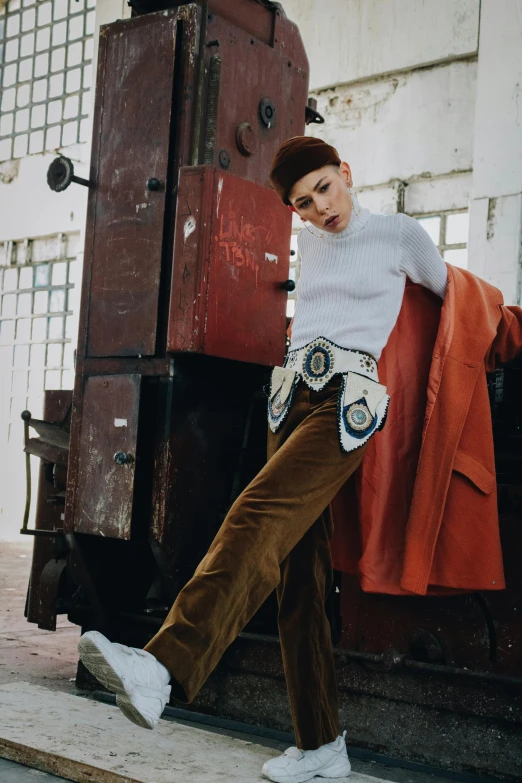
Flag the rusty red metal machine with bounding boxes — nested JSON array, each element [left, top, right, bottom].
[[20, 2, 521, 779]]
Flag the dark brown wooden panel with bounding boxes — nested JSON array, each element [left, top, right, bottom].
[[167, 167, 212, 353], [73, 375, 140, 539], [26, 390, 72, 628], [86, 15, 178, 357]]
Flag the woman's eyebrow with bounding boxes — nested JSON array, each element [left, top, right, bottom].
[[294, 177, 328, 205]]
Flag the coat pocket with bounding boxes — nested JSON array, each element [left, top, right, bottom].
[[452, 450, 496, 495]]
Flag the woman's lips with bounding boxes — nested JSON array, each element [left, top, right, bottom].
[[324, 215, 340, 229]]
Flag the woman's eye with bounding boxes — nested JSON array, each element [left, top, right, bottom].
[[299, 200, 311, 209], [320, 183, 329, 193]]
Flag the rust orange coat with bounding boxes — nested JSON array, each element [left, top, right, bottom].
[[331, 265, 522, 595]]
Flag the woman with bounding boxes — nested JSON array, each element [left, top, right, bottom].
[[77, 137, 447, 783]]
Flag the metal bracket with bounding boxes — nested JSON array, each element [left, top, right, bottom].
[[305, 98, 324, 125]]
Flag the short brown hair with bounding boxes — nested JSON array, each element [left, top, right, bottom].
[[269, 136, 341, 205]]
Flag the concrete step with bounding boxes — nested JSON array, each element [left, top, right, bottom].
[[0, 681, 390, 783], [0, 682, 500, 783]]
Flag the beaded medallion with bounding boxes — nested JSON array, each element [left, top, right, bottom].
[[338, 374, 390, 451], [301, 339, 335, 385], [342, 398, 376, 438]]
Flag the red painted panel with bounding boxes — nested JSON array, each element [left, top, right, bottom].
[[86, 15, 178, 357], [204, 13, 309, 188], [206, 170, 291, 365], [167, 167, 291, 366]]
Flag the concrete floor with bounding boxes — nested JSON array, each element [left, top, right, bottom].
[[0, 758, 67, 782], [0, 540, 491, 783], [0, 540, 80, 695], [0, 540, 76, 781]]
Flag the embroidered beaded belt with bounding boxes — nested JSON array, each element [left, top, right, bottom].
[[268, 337, 390, 453]]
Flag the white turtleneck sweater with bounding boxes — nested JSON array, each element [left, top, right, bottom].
[[290, 207, 448, 360]]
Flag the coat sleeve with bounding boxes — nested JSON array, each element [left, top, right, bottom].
[[485, 305, 522, 371]]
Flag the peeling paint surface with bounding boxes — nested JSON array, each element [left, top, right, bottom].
[[281, 0, 480, 91], [310, 60, 476, 187], [487, 197, 497, 240], [216, 176, 224, 214], [0, 160, 20, 185], [184, 216, 197, 241]]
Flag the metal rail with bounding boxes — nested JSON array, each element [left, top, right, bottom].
[[190, 0, 209, 165], [114, 620, 522, 688]]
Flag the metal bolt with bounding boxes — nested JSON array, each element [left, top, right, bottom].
[[114, 451, 133, 466], [218, 149, 231, 169]]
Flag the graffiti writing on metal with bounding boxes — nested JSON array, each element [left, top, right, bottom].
[[216, 212, 274, 286]]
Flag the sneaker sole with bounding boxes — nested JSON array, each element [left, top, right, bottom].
[[78, 633, 156, 729], [78, 633, 128, 695], [262, 760, 351, 783], [116, 694, 154, 730]]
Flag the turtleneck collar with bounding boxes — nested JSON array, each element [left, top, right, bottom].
[[309, 206, 372, 241]]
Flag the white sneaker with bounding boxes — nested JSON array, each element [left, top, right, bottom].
[[262, 732, 351, 783], [78, 630, 171, 730]]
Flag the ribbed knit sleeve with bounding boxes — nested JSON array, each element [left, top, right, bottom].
[[399, 214, 448, 299]]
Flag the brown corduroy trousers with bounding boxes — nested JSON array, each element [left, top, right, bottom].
[[145, 377, 368, 749]]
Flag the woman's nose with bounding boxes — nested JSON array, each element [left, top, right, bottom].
[[316, 196, 330, 213]]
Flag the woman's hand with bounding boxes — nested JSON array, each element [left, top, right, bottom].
[[287, 318, 294, 339]]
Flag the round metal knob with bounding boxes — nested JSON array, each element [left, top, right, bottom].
[[259, 97, 276, 128], [236, 122, 257, 156], [47, 156, 91, 192], [114, 451, 133, 465], [21, 410, 32, 421], [280, 279, 296, 292], [47, 156, 74, 192], [146, 178, 162, 191]]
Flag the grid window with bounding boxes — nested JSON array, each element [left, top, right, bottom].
[[415, 209, 469, 269], [0, 233, 80, 443], [0, 0, 94, 162]]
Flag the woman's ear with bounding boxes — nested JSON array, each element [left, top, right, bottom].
[[339, 161, 352, 187], [290, 205, 306, 224]]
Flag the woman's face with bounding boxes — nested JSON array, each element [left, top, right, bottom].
[[289, 162, 353, 233]]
